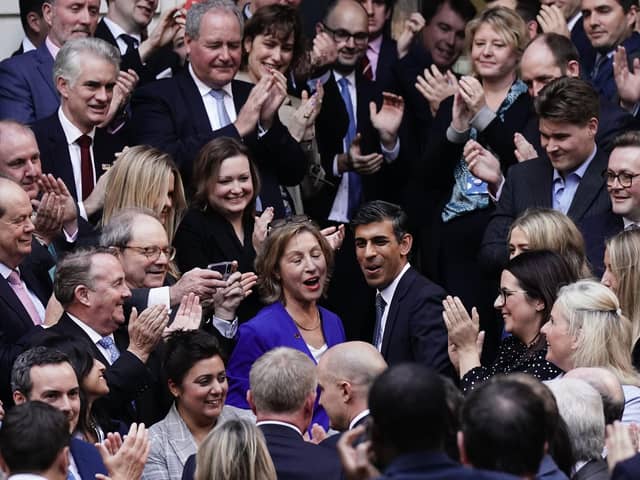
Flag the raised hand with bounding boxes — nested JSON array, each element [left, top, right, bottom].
[[84, 167, 113, 217], [369, 92, 404, 149], [513, 132, 538, 162], [451, 85, 472, 132], [309, 32, 338, 69], [164, 292, 202, 338], [458, 76, 487, 117], [127, 305, 169, 363], [33, 192, 65, 245], [95, 423, 150, 480], [537, 4, 570, 37], [349, 133, 384, 175], [101, 69, 139, 128], [396, 12, 426, 59], [139, 7, 186, 61], [38, 174, 78, 234], [252, 206, 274, 253], [442, 295, 484, 378], [415, 65, 457, 116], [290, 84, 324, 142], [321, 224, 345, 251], [606, 421, 638, 472], [212, 270, 246, 320], [169, 267, 227, 306], [463, 139, 503, 188], [259, 71, 288, 129], [613, 46, 640, 110], [337, 426, 380, 480], [235, 74, 272, 136]]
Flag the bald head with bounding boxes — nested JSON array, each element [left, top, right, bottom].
[[565, 367, 625, 424], [322, 0, 369, 74], [317, 341, 387, 431]]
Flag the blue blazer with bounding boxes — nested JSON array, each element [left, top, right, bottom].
[[70, 437, 108, 479], [225, 302, 345, 429], [0, 42, 58, 124]]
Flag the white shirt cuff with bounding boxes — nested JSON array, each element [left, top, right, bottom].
[[381, 138, 400, 162], [211, 315, 238, 338], [148, 286, 171, 309], [332, 154, 342, 177], [489, 177, 506, 202], [77, 201, 88, 221]]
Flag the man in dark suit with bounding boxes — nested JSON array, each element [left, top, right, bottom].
[[131, 0, 307, 218], [11, 347, 108, 479], [0, 178, 54, 405], [0, 0, 100, 124], [520, 33, 638, 155], [613, 453, 640, 480], [316, 341, 387, 447], [338, 364, 517, 479], [32, 37, 127, 221], [13, 0, 49, 57], [351, 201, 452, 374], [480, 77, 611, 272], [95, 0, 184, 84], [247, 347, 342, 480], [43, 247, 171, 425]]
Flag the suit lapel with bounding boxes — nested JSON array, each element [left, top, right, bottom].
[[380, 267, 414, 356], [176, 70, 212, 133], [568, 149, 608, 221], [58, 314, 110, 366], [166, 405, 197, 465], [529, 159, 554, 207], [48, 116, 79, 200], [35, 44, 58, 99], [0, 275, 35, 330], [231, 80, 251, 117]]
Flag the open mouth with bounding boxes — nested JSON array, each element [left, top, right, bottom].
[[303, 276, 321, 290], [365, 264, 381, 275], [205, 398, 222, 407]]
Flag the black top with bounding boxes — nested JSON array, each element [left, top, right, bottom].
[[461, 335, 562, 393]]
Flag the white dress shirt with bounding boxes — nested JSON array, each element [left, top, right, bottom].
[[67, 312, 119, 365], [189, 64, 237, 131], [375, 262, 411, 350], [102, 17, 141, 55]]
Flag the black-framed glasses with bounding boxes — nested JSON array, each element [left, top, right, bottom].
[[122, 245, 176, 261], [496, 287, 528, 305], [603, 169, 640, 189], [267, 215, 314, 235], [321, 23, 369, 45]]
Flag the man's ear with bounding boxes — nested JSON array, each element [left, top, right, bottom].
[[247, 390, 257, 415], [566, 60, 580, 78], [13, 390, 27, 405], [56, 445, 70, 476], [27, 11, 44, 34], [42, 2, 54, 28], [399, 233, 413, 256], [340, 380, 352, 402], [74, 284, 90, 307]]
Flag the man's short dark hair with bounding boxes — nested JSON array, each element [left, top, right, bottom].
[[617, 0, 638, 13], [19, 0, 46, 33], [351, 200, 409, 243], [11, 347, 71, 397], [535, 77, 599, 125], [461, 376, 546, 476], [369, 364, 447, 452], [0, 401, 70, 473], [422, 0, 476, 23], [612, 130, 640, 150]]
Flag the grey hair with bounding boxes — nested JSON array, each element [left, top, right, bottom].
[[54, 247, 118, 307], [249, 347, 317, 414], [53, 37, 120, 87], [185, 0, 243, 40], [546, 378, 605, 462], [11, 347, 71, 397], [99, 207, 159, 249]]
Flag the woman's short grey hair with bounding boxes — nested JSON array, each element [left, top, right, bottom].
[[53, 37, 120, 86], [185, 0, 243, 39], [100, 208, 159, 248], [249, 347, 317, 414]]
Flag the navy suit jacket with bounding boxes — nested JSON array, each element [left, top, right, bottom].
[[480, 148, 611, 272], [130, 71, 307, 218], [378, 451, 518, 480], [259, 423, 342, 480], [0, 41, 58, 124], [612, 453, 640, 480], [374, 35, 398, 92], [70, 437, 108, 479], [579, 210, 624, 277], [376, 267, 452, 375], [31, 112, 126, 204]]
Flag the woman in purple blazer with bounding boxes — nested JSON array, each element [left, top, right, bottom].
[[225, 219, 346, 429]]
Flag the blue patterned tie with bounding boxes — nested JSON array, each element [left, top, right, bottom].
[[373, 293, 386, 349], [98, 336, 120, 363], [338, 77, 362, 219], [209, 89, 232, 128]]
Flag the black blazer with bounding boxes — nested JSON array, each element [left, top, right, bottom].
[[259, 423, 342, 480], [94, 19, 182, 86], [579, 210, 624, 276], [480, 148, 612, 272], [613, 452, 640, 480], [374, 35, 399, 92], [378, 267, 452, 375], [31, 113, 126, 203], [42, 312, 170, 425], [130, 71, 307, 218]]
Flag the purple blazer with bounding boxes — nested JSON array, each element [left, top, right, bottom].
[[225, 302, 346, 429]]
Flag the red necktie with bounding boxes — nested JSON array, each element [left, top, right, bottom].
[[76, 135, 94, 200], [361, 54, 373, 81]]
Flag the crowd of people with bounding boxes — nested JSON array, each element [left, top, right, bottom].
[[3, 0, 640, 478]]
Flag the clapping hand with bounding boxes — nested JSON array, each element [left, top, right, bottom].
[[442, 296, 484, 378], [396, 12, 425, 59], [513, 133, 538, 162], [369, 92, 404, 150], [613, 46, 640, 110], [163, 292, 202, 338], [537, 4, 570, 37], [95, 423, 150, 480], [463, 139, 503, 189], [416, 65, 457, 116]]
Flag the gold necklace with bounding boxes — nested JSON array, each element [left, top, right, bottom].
[[294, 309, 321, 332]]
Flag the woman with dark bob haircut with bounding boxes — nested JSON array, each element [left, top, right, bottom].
[[444, 250, 578, 392], [174, 137, 264, 319], [143, 330, 241, 480], [225, 219, 345, 430]]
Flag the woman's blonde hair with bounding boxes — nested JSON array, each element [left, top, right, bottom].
[[102, 145, 186, 243], [195, 419, 276, 480], [255, 221, 333, 304], [465, 6, 527, 76], [555, 279, 640, 386], [509, 208, 591, 278], [606, 229, 640, 345]]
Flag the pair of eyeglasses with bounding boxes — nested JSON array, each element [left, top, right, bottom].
[[321, 23, 369, 46], [267, 215, 314, 235], [603, 170, 640, 189], [496, 287, 528, 305], [122, 245, 176, 261]]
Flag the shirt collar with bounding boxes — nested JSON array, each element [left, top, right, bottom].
[[256, 420, 302, 436], [0, 262, 16, 280], [103, 17, 142, 44], [189, 64, 234, 98], [45, 36, 60, 59], [368, 35, 383, 55], [378, 262, 410, 305], [333, 69, 357, 86], [553, 145, 597, 182], [349, 409, 370, 430], [66, 312, 113, 346], [567, 11, 582, 31], [22, 37, 37, 53], [57, 108, 96, 145]]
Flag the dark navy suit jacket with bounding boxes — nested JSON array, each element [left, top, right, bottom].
[[579, 210, 624, 277], [130, 71, 307, 218], [70, 437, 108, 479], [612, 453, 640, 480], [0, 41, 58, 124]]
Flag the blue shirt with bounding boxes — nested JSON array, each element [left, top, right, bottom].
[[552, 146, 597, 214]]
